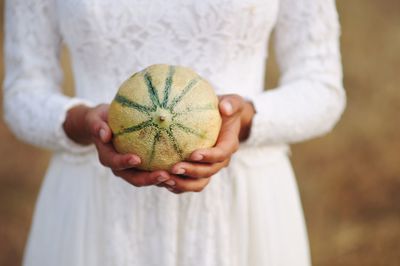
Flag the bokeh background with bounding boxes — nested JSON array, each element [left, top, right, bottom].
[[1, 0, 399, 265]]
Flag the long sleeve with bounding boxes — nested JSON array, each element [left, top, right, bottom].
[[245, 0, 346, 146], [3, 0, 93, 153]]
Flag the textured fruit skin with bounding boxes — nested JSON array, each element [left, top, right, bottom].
[[108, 64, 222, 171]]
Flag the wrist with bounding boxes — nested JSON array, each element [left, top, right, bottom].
[[63, 105, 92, 145], [239, 100, 255, 141]]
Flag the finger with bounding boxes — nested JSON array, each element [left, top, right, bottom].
[[171, 159, 229, 179], [165, 187, 184, 194], [156, 179, 174, 188], [190, 119, 240, 163], [166, 175, 211, 193], [219, 94, 245, 117], [95, 139, 141, 170], [98, 126, 112, 143], [114, 169, 171, 187], [86, 105, 112, 143]]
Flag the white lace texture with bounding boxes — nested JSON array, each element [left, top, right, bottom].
[[3, 0, 345, 154], [3, 1, 344, 265]]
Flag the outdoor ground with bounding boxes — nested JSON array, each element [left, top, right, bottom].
[[0, 1, 399, 265]]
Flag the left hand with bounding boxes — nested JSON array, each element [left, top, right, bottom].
[[163, 94, 255, 194]]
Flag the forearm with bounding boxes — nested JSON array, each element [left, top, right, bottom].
[[246, 81, 345, 146], [4, 0, 95, 153], [242, 0, 345, 146]]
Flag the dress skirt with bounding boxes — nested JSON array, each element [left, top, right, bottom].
[[23, 144, 310, 266]]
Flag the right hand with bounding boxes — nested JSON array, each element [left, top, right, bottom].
[[63, 104, 174, 187]]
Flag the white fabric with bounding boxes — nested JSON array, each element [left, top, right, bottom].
[[3, 0, 345, 265]]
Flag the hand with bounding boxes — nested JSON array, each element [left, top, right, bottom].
[[63, 104, 173, 187], [166, 94, 255, 194]]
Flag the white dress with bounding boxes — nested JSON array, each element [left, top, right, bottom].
[[3, 0, 345, 265]]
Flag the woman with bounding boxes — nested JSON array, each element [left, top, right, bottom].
[[3, 0, 345, 265]]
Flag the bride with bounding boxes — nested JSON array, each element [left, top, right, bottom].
[[3, 0, 345, 265]]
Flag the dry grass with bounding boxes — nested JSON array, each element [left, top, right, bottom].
[[1, 0, 400, 265], [291, 1, 400, 265]]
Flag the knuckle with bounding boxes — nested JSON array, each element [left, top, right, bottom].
[[132, 175, 151, 187], [217, 148, 229, 161], [231, 94, 242, 101], [234, 94, 244, 103], [88, 121, 100, 136], [98, 155, 107, 167], [195, 173, 208, 179], [84, 111, 93, 125], [174, 183, 189, 193], [111, 169, 119, 176], [112, 170, 127, 180], [225, 94, 241, 105], [188, 169, 203, 178], [190, 168, 212, 179], [186, 169, 203, 179], [193, 186, 205, 193], [200, 171, 213, 178], [89, 124, 98, 136], [111, 156, 121, 168], [215, 154, 225, 163], [130, 179, 144, 187]]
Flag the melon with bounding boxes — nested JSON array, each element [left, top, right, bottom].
[[108, 64, 222, 171]]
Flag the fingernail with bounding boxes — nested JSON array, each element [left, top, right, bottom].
[[173, 168, 185, 175], [129, 156, 140, 165], [192, 154, 203, 161], [157, 176, 169, 182], [165, 180, 176, 186], [99, 128, 106, 140], [223, 101, 233, 115]]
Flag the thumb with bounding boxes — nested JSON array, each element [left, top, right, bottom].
[[98, 125, 112, 143], [219, 95, 244, 117], [87, 106, 112, 143]]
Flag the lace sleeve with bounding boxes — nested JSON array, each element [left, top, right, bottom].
[[3, 0, 94, 153], [244, 0, 346, 146]]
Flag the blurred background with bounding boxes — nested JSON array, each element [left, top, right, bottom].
[[0, 0, 399, 265]]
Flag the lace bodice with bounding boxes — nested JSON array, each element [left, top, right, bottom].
[[3, 0, 345, 154]]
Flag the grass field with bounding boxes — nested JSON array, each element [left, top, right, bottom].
[[1, 1, 400, 265]]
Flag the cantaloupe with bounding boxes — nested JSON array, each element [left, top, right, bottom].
[[108, 64, 221, 171]]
